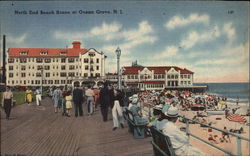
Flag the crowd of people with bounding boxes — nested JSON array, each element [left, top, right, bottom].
[[1, 83, 248, 156]]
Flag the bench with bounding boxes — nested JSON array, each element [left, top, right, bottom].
[[150, 126, 176, 156], [123, 108, 147, 139]]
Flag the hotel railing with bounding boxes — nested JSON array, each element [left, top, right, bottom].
[[139, 103, 250, 156]]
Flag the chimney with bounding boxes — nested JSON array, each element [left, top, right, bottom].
[[72, 41, 81, 49]]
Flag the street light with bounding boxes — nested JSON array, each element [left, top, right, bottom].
[[115, 47, 121, 90]]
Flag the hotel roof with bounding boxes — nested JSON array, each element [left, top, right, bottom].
[[123, 66, 194, 74], [8, 41, 88, 57]]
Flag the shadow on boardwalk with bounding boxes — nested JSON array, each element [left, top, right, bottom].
[[1, 97, 153, 156]]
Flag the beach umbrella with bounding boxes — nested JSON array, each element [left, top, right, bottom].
[[227, 114, 247, 123], [219, 101, 227, 105], [227, 114, 247, 130]]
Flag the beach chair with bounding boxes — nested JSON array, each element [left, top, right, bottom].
[[123, 108, 133, 134], [150, 126, 176, 156], [126, 109, 147, 139]]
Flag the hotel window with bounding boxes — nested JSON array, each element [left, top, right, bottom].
[[21, 66, 26, 70], [37, 65, 43, 70], [21, 73, 26, 77], [60, 51, 67, 55], [61, 65, 66, 70], [20, 58, 27, 63], [171, 75, 174, 79], [184, 75, 187, 78], [60, 52, 67, 55], [135, 75, 138, 79], [45, 73, 50, 77], [96, 58, 99, 63], [40, 51, 48, 55], [31, 80, 34, 84], [8, 58, 14, 63], [90, 59, 94, 64], [84, 58, 89, 63], [61, 58, 66, 63], [175, 75, 178, 79], [60, 72, 67, 77], [154, 75, 157, 79], [96, 73, 100, 77], [44, 66, 50, 70], [181, 75, 183, 79], [76, 58, 78, 62], [96, 66, 99, 70], [69, 65, 75, 70], [188, 81, 191, 84], [12, 80, 14, 84], [16, 58, 19, 62], [84, 73, 88, 77], [188, 75, 190, 79], [44, 58, 51, 63], [36, 58, 43, 63], [68, 72, 75, 77], [36, 73, 42, 77], [9, 66, 13, 70], [167, 75, 170, 79], [16, 73, 18, 76], [85, 65, 89, 70], [68, 58, 74, 63], [20, 51, 28, 55], [128, 75, 131, 79], [90, 66, 94, 71], [9, 73, 13, 77], [56, 59, 58, 62]]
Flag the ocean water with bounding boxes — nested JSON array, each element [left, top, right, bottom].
[[195, 83, 250, 107]]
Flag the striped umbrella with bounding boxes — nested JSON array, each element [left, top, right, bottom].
[[227, 114, 247, 123]]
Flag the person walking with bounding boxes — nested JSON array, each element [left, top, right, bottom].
[[111, 88, 125, 131], [25, 87, 33, 105], [73, 84, 84, 117], [52, 87, 62, 113], [2, 86, 13, 120], [35, 87, 42, 106], [61, 85, 68, 116], [99, 81, 112, 122], [85, 85, 95, 116], [65, 91, 73, 117], [93, 86, 100, 112]]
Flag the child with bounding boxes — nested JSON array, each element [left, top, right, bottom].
[[65, 91, 73, 117]]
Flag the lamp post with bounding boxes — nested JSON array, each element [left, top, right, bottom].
[[115, 47, 121, 90]]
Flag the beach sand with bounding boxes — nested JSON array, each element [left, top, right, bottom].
[[178, 111, 250, 156]]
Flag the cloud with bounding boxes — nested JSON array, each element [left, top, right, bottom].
[[54, 20, 157, 55], [8, 34, 27, 44], [180, 25, 220, 49], [153, 46, 178, 60], [223, 22, 236, 43], [165, 13, 210, 30]]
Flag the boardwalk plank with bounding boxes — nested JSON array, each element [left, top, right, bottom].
[[1, 97, 153, 156]]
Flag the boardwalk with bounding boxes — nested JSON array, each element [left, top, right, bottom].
[[1, 97, 153, 156]]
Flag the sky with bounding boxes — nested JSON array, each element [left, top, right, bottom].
[[0, 1, 249, 83]]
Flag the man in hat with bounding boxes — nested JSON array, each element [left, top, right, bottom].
[[161, 106, 206, 156], [147, 104, 168, 131], [99, 81, 113, 122]]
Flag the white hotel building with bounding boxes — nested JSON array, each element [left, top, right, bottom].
[[6, 41, 106, 87], [106, 66, 195, 91]]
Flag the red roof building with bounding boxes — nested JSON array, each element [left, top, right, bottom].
[[118, 66, 194, 91], [6, 41, 106, 87]]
